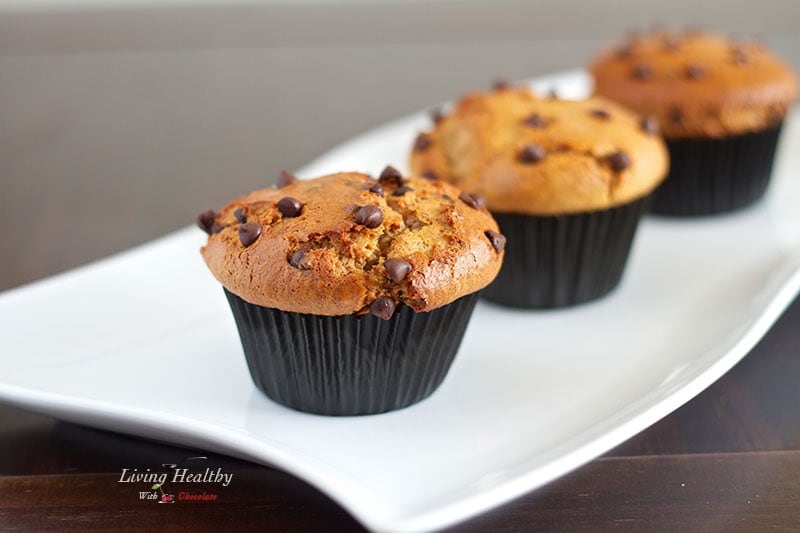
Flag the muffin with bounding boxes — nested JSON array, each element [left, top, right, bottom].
[[198, 170, 504, 415], [410, 85, 668, 308], [591, 29, 798, 215]]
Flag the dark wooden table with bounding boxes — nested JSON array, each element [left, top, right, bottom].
[[2, 5, 800, 531]]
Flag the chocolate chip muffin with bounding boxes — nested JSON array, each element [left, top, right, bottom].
[[198, 170, 504, 415], [591, 29, 798, 215], [410, 85, 668, 308]]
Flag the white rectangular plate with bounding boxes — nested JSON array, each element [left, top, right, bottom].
[[1, 71, 799, 532]]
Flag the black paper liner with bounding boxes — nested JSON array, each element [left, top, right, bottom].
[[651, 125, 783, 216], [482, 197, 648, 309], [224, 290, 479, 416]]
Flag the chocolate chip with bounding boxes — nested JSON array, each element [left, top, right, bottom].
[[669, 107, 684, 125], [233, 207, 247, 223], [639, 116, 660, 136], [370, 297, 396, 320], [442, 194, 453, 202], [414, 133, 432, 152], [547, 89, 559, 100], [393, 186, 414, 196], [458, 191, 485, 209], [523, 113, 547, 128], [767, 107, 783, 124], [608, 151, 631, 172], [196, 210, 216, 234], [685, 64, 706, 80], [430, 107, 445, 124], [384, 258, 412, 283], [277, 197, 303, 218], [632, 64, 653, 80], [519, 143, 546, 164], [210, 223, 225, 234], [422, 170, 438, 181], [366, 182, 384, 195], [493, 78, 510, 91], [276, 170, 298, 188], [662, 38, 681, 53], [290, 248, 311, 270], [616, 45, 633, 59], [484, 230, 506, 253], [354, 205, 383, 228], [590, 109, 611, 120], [379, 165, 404, 186], [732, 48, 749, 65], [238, 222, 261, 247]]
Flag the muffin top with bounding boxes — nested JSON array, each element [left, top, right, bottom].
[[409, 86, 669, 215], [590, 30, 798, 138], [199, 170, 505, 317]]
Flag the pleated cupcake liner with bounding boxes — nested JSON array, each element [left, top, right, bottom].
[[482, 197, 649, 309], [224, 289, 479, 416], [651, 124, 783, 216]]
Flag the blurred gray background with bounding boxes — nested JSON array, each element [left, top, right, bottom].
[[2, 0, 799, 289]]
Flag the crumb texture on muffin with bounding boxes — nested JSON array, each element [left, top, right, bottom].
[[200, 172, 504, 315], [590, 30, 798, 138], [409, 87, 669, 215]]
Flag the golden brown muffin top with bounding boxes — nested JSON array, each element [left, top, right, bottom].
[[590, 30, 798, 138], [409, 87, 669, 215], [199, 171, 505, 317]]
